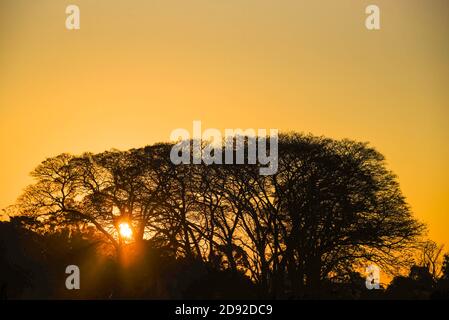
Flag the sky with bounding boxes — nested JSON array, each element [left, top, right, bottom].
[[0, 0, 448, 247]]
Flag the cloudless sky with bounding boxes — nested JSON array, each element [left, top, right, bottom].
[[1, 0, 448, 246]]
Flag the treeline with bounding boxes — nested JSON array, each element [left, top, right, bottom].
[[1, 219, 449, 299], [6, 133, 428, 298], [0, 219, 257, 299]]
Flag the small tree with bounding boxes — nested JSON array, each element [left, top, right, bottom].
[[441, 254, 449, 280]]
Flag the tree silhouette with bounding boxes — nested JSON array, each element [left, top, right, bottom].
[[10, 133, 425, 298], [418, 241, 445, 280], [442, 254, 449, 280], [432, 253, 449, 299]]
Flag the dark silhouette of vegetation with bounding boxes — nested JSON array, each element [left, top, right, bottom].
[[0, 217, 256, 299], [2, 132, 446, 299]]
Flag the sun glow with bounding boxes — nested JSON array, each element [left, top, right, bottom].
[[119, 222, 133, 239]]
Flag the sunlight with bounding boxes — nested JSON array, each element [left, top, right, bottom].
[[119, 222, 133, 239]]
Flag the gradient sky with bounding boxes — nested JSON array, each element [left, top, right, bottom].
[[0, 0, 448, 247]]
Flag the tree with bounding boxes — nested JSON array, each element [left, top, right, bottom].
[[12, 132, 425, 298], [268, 134, 424, 295], [418, 240, 444, 280], [14, 145, 173, 251], [441, 254, 449, 280]]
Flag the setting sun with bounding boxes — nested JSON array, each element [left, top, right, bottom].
[[119, 222, 133, 239]]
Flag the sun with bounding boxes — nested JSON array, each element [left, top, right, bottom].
[[118, 222, 133, 239]]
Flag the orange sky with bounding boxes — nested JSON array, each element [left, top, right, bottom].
[[0, 0, 448, 247]]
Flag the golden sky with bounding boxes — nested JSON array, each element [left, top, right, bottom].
[[0, 0, 448, 246]]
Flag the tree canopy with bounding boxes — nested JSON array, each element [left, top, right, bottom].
[[12, 133, 425, 297]]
